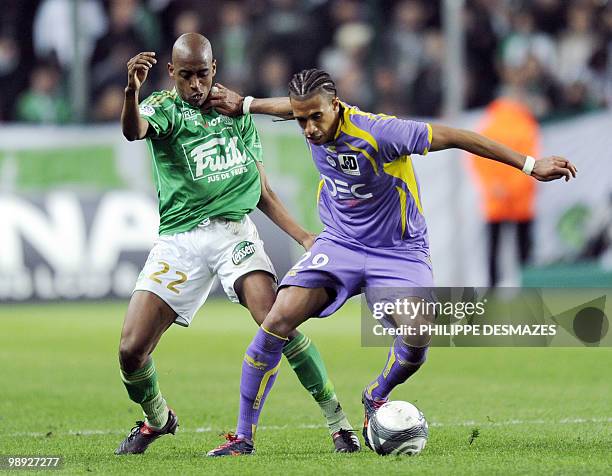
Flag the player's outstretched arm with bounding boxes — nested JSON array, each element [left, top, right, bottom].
[[255, 162, 316, 250], [204, 83, 293, 119], [121, 52, 156, 141], [429, 124, 578, 182]]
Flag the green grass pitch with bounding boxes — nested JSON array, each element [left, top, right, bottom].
[[1, 300, 610, 475]]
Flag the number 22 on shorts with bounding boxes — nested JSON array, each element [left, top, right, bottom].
[[148, 261, 187, 294], [292, 252, 330, 270]]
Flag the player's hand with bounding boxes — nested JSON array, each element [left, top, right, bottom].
[[203, 83, 244, 116], [532, 156, 578, 182], [126, 52, 157, 91], [301, 233, 318, 251]]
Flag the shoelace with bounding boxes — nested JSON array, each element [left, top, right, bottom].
[[127, 421, 146, 441], [335, 429, 357, 443], [216, 432, 239, 450], [366, 396, 387, 411]]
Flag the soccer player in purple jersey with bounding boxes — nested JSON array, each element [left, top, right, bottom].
[[205, 69, 577, 456]]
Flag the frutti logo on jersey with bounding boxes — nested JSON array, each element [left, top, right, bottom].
[[183, 134, 251, 183], [232, 241, 256, 265]]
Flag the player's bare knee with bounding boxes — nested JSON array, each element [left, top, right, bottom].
[[394, 307, 434, 349], [118, 337, 149, 373], [262, 309, 293, 338]]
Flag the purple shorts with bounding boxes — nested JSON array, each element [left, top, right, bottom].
[[280, 232, 434, 317]]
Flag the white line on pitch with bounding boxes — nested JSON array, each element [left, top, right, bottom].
[[5, 417, 611, 438]]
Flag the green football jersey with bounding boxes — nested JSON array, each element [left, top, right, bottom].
[[138, 88, 263, 235]]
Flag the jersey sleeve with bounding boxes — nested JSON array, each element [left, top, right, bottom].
[[139, 94, 173, 140], [373, 117, 433, 161], [238, 113, 263, 163]]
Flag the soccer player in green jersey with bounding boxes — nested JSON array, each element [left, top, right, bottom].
[[114, 33, 359, 455]]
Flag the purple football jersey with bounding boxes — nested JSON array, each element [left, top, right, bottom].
[[311, 103, 432, 249]]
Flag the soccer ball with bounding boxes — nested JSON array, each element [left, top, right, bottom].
[[367, 400, 429, 456]]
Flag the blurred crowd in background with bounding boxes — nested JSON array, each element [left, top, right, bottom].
[[0, 0, 611, 124]]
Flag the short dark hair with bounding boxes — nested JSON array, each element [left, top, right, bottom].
[[288, 69, 337, 99]]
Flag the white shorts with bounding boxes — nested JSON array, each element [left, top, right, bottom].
[[134, 216, 276, 327]]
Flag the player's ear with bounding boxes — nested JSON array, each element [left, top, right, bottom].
[[167, 62, 174, 79], [332, 96, 340, 112], [211, 58, 217, 78]]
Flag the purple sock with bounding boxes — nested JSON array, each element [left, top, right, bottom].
[[236, 327, 286, 440], [368, 338, 428, 401]]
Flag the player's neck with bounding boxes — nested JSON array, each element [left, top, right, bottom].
[[325, 104, 343, 145]]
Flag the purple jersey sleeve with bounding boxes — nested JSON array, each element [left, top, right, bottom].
[[371, 117, 432, 162]]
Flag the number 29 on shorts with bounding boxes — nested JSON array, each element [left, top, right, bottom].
[[291, 252, 330, 270]]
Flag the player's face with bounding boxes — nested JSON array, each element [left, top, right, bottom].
[[291, 94, 340, 145], [168, 56, 216, 108]]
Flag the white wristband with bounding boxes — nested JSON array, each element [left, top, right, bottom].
[[522, 155, 536, 175], [242, 96, 254, 115]]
